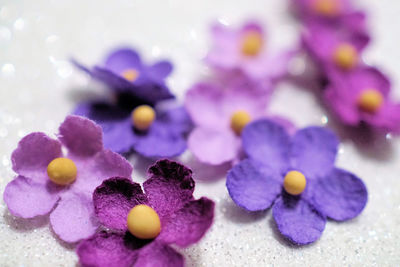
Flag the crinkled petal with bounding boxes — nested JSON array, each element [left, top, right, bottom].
[[104, 48, 142, 74], [312, 168, 367, 221], [135, 241, 184, 267], [188, 127, 240, 165], [11, 132, 62, 181], [226, 159, 282, 211], [242, 119, 291, 174], [58, 115, 103, 157], [3, 176, 61, 218], [143, 160, 194, 221], [148, 60, 173, 81], [159, 197, 214, 247], [93, 178, 148, 231], [50, 192, 98, 243], [273, 196, 326, 245], [290, 127, 339, 179]]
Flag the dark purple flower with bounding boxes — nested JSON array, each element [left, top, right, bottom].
[[226, 119, 368, 245], [73, 47, 174, 104], [77, 159, 215, 267]]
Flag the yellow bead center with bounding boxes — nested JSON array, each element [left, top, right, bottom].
[[230, 110, 251, 135], [333, 43, 358, 70], [283, 171, 307, 196], [358, 89, 384, 113], [47, 157, 77, 185], [127, 204, 161, 239], [131, 105, 156, 131], [241, 31, 263, 56], [313, 0, 340, 16], [121, 69, 139, 82]]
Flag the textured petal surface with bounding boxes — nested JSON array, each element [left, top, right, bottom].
[[226, 159, 282, 211], [159, 197, 214, 247], [312, 168, 368, 221], [3, 176, 61, 218], [58, 115, 103, 157], [273, 196, 326, 245], [143, 160, 194, 221], [11, 132, 62, 181], [188, 127, 240, 165], [135, 241, 184, 267], [156, 106, 193, 135], [50, 192, 98, 243], [290, 127, 339, 179], [93, 178, 148, 230]]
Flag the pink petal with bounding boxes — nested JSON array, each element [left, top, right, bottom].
[[135, 241, 184, 267]]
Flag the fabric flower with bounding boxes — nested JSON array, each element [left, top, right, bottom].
[[73, 47, 174, 104], [205, 21, 293, 82], [77, 159, 215, 267], [324, 66, 400, 133], [226, 119, 368, 245], [291, 0, 354, 21], [3, 115, 133, 243]]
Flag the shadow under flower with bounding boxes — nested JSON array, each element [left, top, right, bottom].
[[183, 155, 231, 183], [3, 209, 49, 232], [220, 198, 268, 224]]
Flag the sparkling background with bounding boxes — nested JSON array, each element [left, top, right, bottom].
[[1, 0, 400, 266]]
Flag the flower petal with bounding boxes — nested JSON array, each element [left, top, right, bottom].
[[312, 168, 367, 221], [290, 127, 339, 179], [93, 178, 148, 231], [159, 197, 214, 247], [226, 159, 282, 211], [148, 60, 173, 80], [156, 106, 193, 135], [50, 192, 98, 243], [242, 119, 290, 173], [273, 196, 326, 245], [104, 48, 142, 74], [11, 132, 62, 181], [135, 241, 184, 267], [188, 127, 240, 165], [3, 176, 61, 218], [58, 115, 103, 157], [143, 160, 194, 221]]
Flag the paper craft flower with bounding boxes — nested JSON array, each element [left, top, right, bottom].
[[291, 0, 354, 20], [77, 159, 215, 267], [3, 115, 133, 243], [324, 66, 400, 133], [205, 21, 293, 81], [226, 119, 368, 245], [73, 47, 174, 104]]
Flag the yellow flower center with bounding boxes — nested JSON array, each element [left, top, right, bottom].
[[283, 171, 306, 195], [230, 110, 251, 135], [312, 0, 340, 16], [131, 105, 156, 131], [121, 69, 139, 82], [333, 43, 358, 70], [358, 89, 384, 113], [241, 31, 263, 56], [127, 204, 161, 239], [47, 158, 77, 185]]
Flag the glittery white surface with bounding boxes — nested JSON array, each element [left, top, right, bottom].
[[1, 0, 400, 266]]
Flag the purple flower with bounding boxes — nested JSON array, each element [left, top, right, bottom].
[[205, 21, 293, 81], [226, 119, 368, 245], [324, 66, 400, 133], [3, 115, 133, 243], [291, 0, 354, 20], [77, 159, 215, 267], [73, 47, 174, 104]]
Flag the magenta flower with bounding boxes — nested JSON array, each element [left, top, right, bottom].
[[324, 66, 400, 133], [205, 21, 293, 82], [291, 0, 354, 20], [77, 160, 214, 267], [3, 115, 133, 243]]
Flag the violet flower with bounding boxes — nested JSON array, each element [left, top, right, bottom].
[[291, 0, 354, 21]]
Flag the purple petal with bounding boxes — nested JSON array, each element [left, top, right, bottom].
[[242, 119, 291, 173], [135, 241, 184, 267], [93, 178, 148, 231], [290, 127, 339, 179], [143, 160, 194, 221], [3, 176, 61, 218], [50, 192, 98, 243], [73, 101, 131, 123], [103, 118, 138, 154], [364, 102, 400, 134], [11, 132, 62, 181], [188, 127, 240, 165], [226, 159, 282, 211], [312, 168, 367, 221], [148, 60, 173, 80], [159, 197, 214, 247], [273, 196, 326, 245], [104, 48, 142, 74], [156, 106, 193, 135], [58, 115, 103, 157], [77, 231, 142, 267]]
